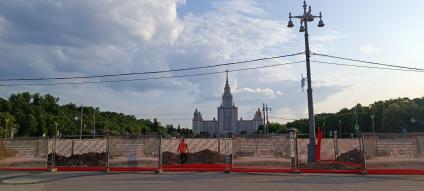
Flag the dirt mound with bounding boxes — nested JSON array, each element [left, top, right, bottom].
[[162, 149, 230, 165], [299, 160, 360, 170], [48, 152, 107, 166], [336, 149, 362, 163]]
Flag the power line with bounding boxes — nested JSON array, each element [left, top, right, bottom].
[[0, 52, 304, 82], [268, 116, 300, 120], [312, 53, 424, 71], [311, 60, 424, 72], [0, 60, 305, 87]]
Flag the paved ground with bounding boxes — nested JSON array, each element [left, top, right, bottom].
[[1, 171, 424, 191]]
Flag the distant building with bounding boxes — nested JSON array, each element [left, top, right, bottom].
[[192, 72, 263, 137]]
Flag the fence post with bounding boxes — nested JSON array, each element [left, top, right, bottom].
[[224, 136, 231, 173], [333, 132, 338, 159], [106, 136, 110, 173], [359, 132, 367, 175], [45, 138, 48, 169], [156, 135, 163, 174], [71, 139, 74, 156], [49, 136, 57, 172], [415, 134, 421, 157], [289, 129, 300, 173]]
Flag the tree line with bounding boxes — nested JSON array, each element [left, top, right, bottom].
[[1, 92, 423, 138], [284, 97, 424, 136], [0, 92, 193, 138]]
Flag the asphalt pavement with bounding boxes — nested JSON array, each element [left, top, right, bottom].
[[1, 171, 424, 191]]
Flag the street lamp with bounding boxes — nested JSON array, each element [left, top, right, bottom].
[[54, 121, 59, 137], [287, 0, 325, 163], [5, 118, 9, 139]]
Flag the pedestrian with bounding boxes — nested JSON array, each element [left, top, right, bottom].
[[177, 138, 189, 164]]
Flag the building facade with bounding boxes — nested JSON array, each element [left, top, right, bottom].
[[192, 73, 263, 137]]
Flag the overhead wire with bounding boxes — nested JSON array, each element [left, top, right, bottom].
[[0, 52, 304, 82], [312, 53, 424, 72], [0, 60, 305, 87], [311, 60, 424, 72]]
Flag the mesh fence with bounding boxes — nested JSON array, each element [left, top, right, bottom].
[[161, 138, 231, 166], [363, 133, 424, 169], [48, 137, 107, 167], [108, 136, 160, 168], [0, 138, 48, 168], [232, 135, 291, 169]]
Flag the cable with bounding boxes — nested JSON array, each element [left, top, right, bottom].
[[0, 52, 304, 82], [0, 60, 304, 87], [311, 60, 424, 72], [268, 116, 300, 120], [312, 53, 424, 71]]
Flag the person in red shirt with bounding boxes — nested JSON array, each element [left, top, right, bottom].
[[177, 139, 189, 164]]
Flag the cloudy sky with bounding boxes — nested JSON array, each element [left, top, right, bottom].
[[0, 0, 423, 128]]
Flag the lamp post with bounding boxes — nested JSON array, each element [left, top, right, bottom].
[[287, 0, 325, 163], [354, 106, 359, 138], [80, 105, 83, 139], [5, 118, 9, 139], [54, 121, 59, 137]]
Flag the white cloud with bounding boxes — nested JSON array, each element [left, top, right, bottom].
[[0, 0, 347, 128], [360, 45, 382, 54], [213, 0, 266, 16], [234, 87, 282, 99]]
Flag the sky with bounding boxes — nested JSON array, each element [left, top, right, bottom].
[[0, 0, 423, 129]]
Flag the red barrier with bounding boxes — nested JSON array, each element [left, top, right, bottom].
[[299, 169, 361, 174], [0, 167, 49, 172], [55, 166, 106, 171], [367, 169, 424, 175], [108, 167, 157, 172], [162, 164, 226, 172], [231, 168, 293, 173], [319, 160, 362, 167]]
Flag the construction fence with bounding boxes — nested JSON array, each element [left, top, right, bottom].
[[0, 133, 423, 173]]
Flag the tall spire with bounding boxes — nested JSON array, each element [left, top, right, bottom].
[[225, 70, 229, 85]]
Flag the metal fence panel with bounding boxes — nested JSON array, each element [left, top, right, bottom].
[[0, 138, 48, 168], [108, 136, 159, 168], [363, 133, 424, 169], [49, 138, 107, 167], [161, 138, 230, 165], [232, 135, 291, 169]]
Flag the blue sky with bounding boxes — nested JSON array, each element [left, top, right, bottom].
[[0, 0, 423, 128]]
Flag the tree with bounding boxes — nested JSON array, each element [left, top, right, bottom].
[[0, 112, 16, 138]]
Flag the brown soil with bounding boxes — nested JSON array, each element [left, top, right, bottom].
[[299, 160, 360, 170], [48, 152, 107, 166], [336, 149, 362, 163], [162, 149, 231, 165]]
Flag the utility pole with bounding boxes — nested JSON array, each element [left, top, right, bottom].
[[262, 103, 271, 135], [80, 105, 83, 139], [5, 118, 9, 139], [54, 121, 59, 137], [93, 107, 96, 139], [371, 114, 375, 134], [354, 105, 359, 137], [266, 104, 271, 134], [323, 121, 326, 138], [262, 103, 266, 134], [265, 104, 271, 134], [287, 0, 325, 163]]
